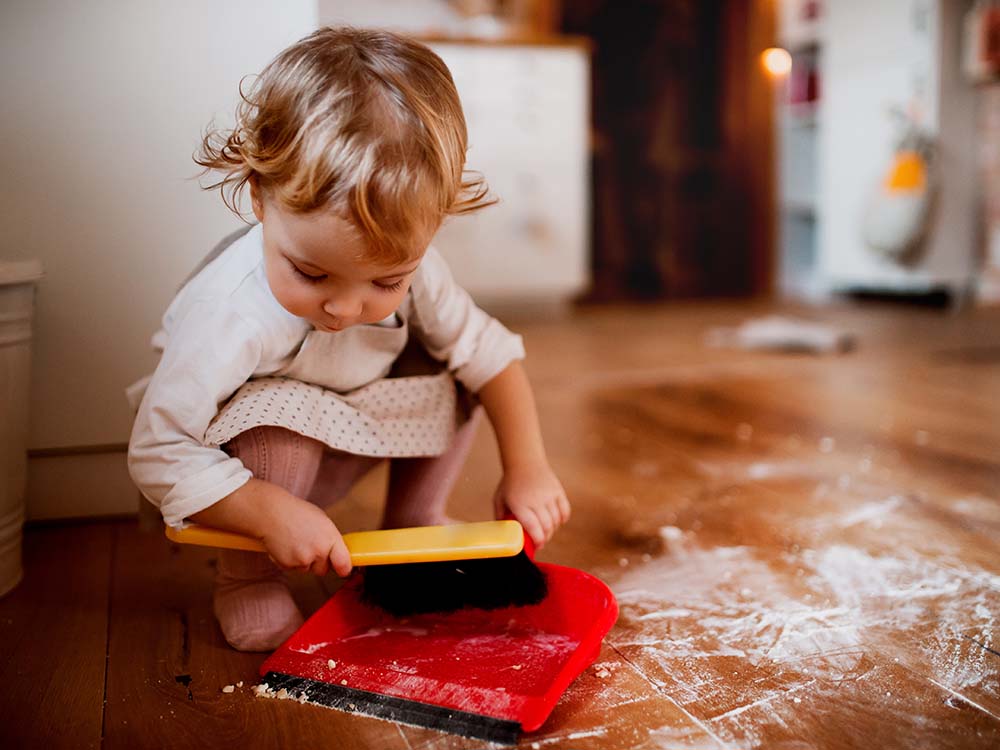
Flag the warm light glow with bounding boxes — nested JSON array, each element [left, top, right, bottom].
[[761, 47, 793, 77]]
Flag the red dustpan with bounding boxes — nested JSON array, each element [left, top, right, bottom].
[[258, 556, 618, 744]]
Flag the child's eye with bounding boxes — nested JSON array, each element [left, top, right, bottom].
[[374, 279, 405, 292], [292, 265, 326, 283]]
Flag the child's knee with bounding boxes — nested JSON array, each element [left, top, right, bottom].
[[225, 426, 318, 460], [223, 426, 325, 492]]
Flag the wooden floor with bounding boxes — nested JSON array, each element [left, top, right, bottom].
[[4, 300, 999, 749]]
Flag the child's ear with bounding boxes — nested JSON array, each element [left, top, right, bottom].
[[249, 177, 265, 222]]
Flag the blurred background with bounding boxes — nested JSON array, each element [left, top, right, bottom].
[[1, 0, 998, 523]]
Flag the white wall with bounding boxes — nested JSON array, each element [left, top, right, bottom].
[[0, 1, 316, 518], [0, 0, 317, 453]]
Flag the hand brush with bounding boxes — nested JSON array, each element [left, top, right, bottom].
[[165, 518, 547, 615], [359, 519, 546, 616]]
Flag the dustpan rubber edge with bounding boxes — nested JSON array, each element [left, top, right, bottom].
[[261, 671, 521, 746]]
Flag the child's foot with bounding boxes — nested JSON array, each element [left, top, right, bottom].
[[213, 551, 304, 652]]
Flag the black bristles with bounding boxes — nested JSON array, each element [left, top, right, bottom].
[[359, 551, 548, 617]]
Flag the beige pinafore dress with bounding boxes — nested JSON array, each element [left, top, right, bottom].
[[203, 312, 466, 458]]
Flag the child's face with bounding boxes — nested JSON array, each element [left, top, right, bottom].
[[253, 193, 428, 332]]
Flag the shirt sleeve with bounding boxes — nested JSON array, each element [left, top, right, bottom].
[[408, 247, 526, 393], [127, 299, 263, 528]]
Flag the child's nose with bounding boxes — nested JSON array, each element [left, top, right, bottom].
[[322, 292, 363, 321]]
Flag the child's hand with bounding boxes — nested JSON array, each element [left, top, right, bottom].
[[254, 487, 353, 577], [493, 462, 571, 549]]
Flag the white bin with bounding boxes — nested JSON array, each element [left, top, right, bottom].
[[0, 260, 43, 597]]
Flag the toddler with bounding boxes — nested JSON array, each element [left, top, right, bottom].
[[128, 27, 570, 651]]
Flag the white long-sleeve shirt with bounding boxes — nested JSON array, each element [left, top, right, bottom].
[[127, 224, 524, 528]]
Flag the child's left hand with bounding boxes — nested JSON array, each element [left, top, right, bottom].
[[493, 462, 571, 549]]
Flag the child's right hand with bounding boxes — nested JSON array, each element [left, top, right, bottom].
[[195, 478, 353, 577], [257, 490, 353, 578]]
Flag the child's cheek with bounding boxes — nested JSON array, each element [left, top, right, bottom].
[[269, 272, 311, 320]]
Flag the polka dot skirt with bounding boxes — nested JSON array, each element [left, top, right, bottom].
[[204, 372, 458, 458]]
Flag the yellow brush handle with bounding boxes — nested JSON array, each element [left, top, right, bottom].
[[165, 519, 525, 566]]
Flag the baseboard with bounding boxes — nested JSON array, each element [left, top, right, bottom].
[[26, 449, 139, 521]]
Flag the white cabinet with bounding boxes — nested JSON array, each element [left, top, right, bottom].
[[428, 42, 591, 305]]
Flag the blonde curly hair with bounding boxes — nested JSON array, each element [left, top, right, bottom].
[[196, 26, 492, 263]]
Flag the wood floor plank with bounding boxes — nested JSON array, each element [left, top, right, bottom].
[[0, 523, 113, 749]]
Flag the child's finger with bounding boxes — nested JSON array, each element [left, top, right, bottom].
[[309, 556, 330, 577], [328, 535, 353, 578], [557, 492, 571, 524], [520, 510, 546, 549], [537, 503, 557, 541]]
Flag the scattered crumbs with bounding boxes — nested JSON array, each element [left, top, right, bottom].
[[512, 664, 523, 670], [327, 659, 338, 669], [276, 688, 290, 700], [641, 553, 652, 563], [736, 423, 753, 441], [793, 697, 802, 704], [348, 703, 357, 710], [221, 685, 235, 694], [341, 679, 348, 686], [740, 587, 753, 597], [618, 557, 629, 567], [885, 692, 892, 698], [252, 683, 271, 698], [819, 436, 835, 453], [298, 693, 308, 704], [236, 681, 243, 688], [593, 661, 618, 680], [532, 744, 541, 750], [658, 526, 684, 543]]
